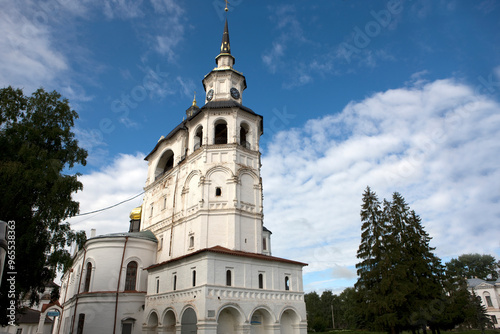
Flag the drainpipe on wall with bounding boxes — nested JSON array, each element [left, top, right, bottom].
[[168, 170, 180, 257], [113, 236, 129, 334], [70, 247, 87, 333], [56, 268, 73, 334]]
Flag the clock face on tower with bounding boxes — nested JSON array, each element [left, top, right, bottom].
[[230, 87, 240, 99], [207, 89, 214, 101]]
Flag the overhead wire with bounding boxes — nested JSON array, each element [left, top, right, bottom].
[[73, 191, 145, 217]]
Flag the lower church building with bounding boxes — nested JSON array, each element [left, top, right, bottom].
[[56, 17, 307, 334]]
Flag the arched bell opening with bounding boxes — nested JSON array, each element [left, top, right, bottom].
[[214, 121, 228, 144], [155, 149, 175, 180]]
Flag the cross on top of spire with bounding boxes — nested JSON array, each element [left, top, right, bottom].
[[215, 1, 235, 67]]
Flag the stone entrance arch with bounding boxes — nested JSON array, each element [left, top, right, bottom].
[[217, 305, 244, 334], [37, 303, 62, 334], [249, 308, 275, 334], [161, 309, 176, 334], [280, 309, 300, 334], [145, 311, 159, 334], [181, 307, 197, 334]]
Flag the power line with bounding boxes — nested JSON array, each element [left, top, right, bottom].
[[73, 191, 145, 217]]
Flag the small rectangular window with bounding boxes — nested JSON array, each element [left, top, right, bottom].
[[226, 269, 232, 286], [173, 274, 177, 291], [156, 277, 160, 294], [491, 315, 498, 324], [16, 329, 22, 334], [258, 273, 264, 289], [485, 295, 493, 307], [262, 238, 267, 250], [215, 187, 222, 196], [192, 270, 197, 287]]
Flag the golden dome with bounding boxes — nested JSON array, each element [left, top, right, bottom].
[[129, 206, 142, 220]]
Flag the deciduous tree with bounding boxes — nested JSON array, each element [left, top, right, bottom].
[[446, 253, 499, 280], [0, 86, 87, 325]]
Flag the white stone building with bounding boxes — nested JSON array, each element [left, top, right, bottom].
[[467, 278, 500, 328], [57, 230, 157, 334], [55, 19, 307, 334]]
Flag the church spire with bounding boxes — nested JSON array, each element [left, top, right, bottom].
[[215, 19, 235, 68], [220, 19, 231, 55]]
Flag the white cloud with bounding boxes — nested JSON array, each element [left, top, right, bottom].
[[150, 0, 183, 16], [102, 0, 144, 19], [262, 42, 285, 74], [68, 153, 148, 236], [176, 76, 196, 98], [262, 77, 500, 278], [148, 1, 185, 63], [262, 4, 318, 88], [0, 2, 69, 92], [0, 0, 99, 102]]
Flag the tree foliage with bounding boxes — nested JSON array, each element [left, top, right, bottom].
[[355, 187, 446, 334], [0, 86, 87, 325], [305, 288, 360, 332], [446, 253, 499, 280]]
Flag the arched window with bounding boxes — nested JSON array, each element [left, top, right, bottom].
[[258, 273, 263, 289], [155, 150, 175, 179], [226, 270, 232, 286], [484, 292, 493, 307], [240, 123, 250, 148], [77, 313, 85, 334], [194, 126, 203, 150], [192, 270, 197, 287], [285, 276, 290, 291], [125, 261, 138, 291], [84, 262, 92, 292], [214, 121, 227, 144]]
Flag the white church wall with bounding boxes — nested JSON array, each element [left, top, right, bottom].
[[144, 250, 307, 333], [147, 251, 304, 295], [58, 233, 157, 333]]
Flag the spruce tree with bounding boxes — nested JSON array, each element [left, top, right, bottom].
[[356, 186, 384, 285], [355, 187, 389, 331], [355, 188, 446, 334]]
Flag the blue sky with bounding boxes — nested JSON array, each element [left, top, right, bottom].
[[2, 0, 500, 293]]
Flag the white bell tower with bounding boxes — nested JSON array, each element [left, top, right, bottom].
[[140, 19, 267, 263], [141, 17, 307, 334]]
